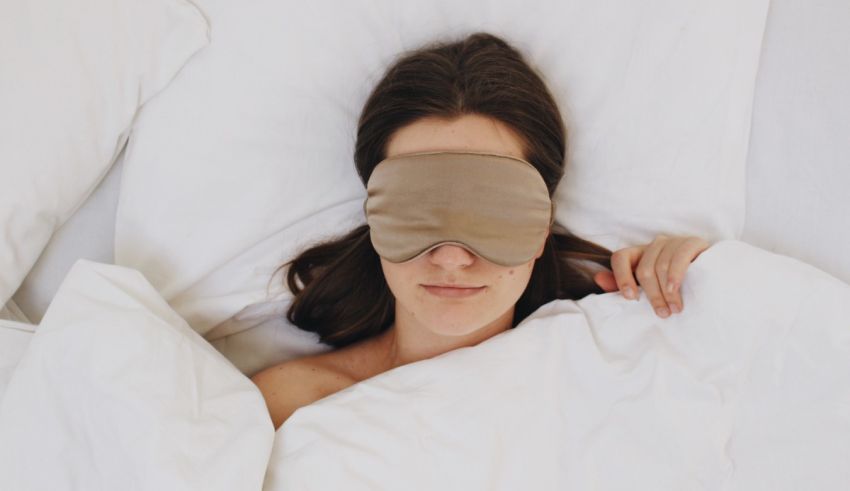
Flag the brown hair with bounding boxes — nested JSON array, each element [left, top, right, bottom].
[[274, 31, 613, 349]]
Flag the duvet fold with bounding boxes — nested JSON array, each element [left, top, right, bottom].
[[1, 239, 848, 491], [0, 260, 274, 491], [266, 240, 850, 490]]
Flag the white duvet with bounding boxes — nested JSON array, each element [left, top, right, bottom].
[[1, 240, 849, 490]]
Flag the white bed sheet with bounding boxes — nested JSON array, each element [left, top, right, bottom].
[[1, 240, 848, 490], [2, 3, 848, 487], [267, 239, 850, 490], [0, 259, 273, 490], [0, 320, 35, 403]]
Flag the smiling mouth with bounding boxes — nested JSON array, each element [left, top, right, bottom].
[[421, 284, 486, 298]]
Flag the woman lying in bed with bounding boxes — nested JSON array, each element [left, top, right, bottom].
[[252, 32, 711, 430]]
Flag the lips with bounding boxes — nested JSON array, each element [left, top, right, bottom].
[[424, 284, 483, 289], [422, 284, 486, 298]]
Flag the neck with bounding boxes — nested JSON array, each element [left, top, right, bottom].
[[374, 304, 515, 371]]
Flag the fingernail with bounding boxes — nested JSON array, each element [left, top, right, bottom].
[[670, 304, 681, 314], [623, 287, 634, 299], [657, 307, 670, 317]]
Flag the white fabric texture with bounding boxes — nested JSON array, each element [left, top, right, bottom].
[[741, 0, 850, 285], [0, 319, 34, 403], [10, 147, 126, 325], [0, 260, 274, 491], [267, 240, 850, 490], [3, 241, 846, 490], [0, 0, 209, 307], [114, 0, 770, 370], [0, 298, 30, 324]]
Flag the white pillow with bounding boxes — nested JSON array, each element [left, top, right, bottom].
[[114, 0, 769, 368], [742, 0, 850, 286], [552, 2, 769, 251], [9, 144, 127, 325], [0, 0, 209, 308]]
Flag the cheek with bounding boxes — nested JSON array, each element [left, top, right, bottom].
[[495, 266, 533, 295], [386, 265, 426, 302]]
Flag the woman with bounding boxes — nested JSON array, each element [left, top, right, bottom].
[[252, 32, 710, 430]]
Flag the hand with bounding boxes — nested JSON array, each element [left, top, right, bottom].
[[593, 235, 711, 318]]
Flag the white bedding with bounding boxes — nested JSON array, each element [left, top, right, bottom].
[[268, 240, 850, 490], [12, 0, 850, 374], [0, 260, 274, 490], [0, 319, 34, 402], [1, 240, 849, 490]]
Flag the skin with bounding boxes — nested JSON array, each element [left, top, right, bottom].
[[251, 113, 711, 429], [595, 235, 711, 316], [364, 114, 542, 370]]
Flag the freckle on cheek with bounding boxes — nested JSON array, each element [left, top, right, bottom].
[[509, 269, 514, 275]]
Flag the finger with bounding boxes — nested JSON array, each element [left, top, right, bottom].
[[654, 237, 686, 313], [610, 246, 643, 300], [635, 236, 671, 317], [593, 270, 619, 292], [664, 237, 712, 310]]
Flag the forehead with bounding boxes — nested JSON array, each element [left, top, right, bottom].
[[385, 114, 526, 160]]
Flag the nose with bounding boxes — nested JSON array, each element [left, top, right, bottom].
[[427, 243, 477, 269]]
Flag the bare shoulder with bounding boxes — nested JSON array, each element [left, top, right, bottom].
[[251, 354, 356, 430]]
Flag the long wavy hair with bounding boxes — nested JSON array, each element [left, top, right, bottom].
[[273, 31, 613, 349]]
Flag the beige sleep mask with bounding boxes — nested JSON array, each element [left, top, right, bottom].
[[363, 151, 555, 267]]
